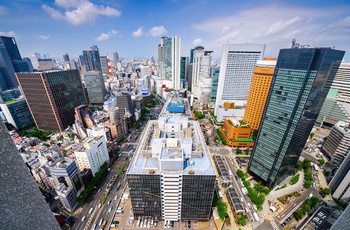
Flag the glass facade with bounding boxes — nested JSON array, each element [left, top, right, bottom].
[[180, 57, 188, 80], [1, 99, 34, 130], [127, 174, 162, 220], [83, 72, 106, 104], [83, 50, 101, 71], [46, 70, 86, 129], [17, 70, 86, 131], [210, 68, 220, 103], [181, 175, 216, 220], [163, 38, 173, 82], [248, 48, 345, 188]]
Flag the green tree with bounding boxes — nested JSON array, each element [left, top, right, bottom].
[[236, 215, 247, 226], [244, 148, 250, 155], [323, 187, 331, 195], [309, 196, 319, 207], [302, 204, 311, 213], [296, 160, 303, 170], [294, 209, 304, 221], [302, 159, 311, 171], [304, 180, 312, 188], [309, 132, 314, 139], [318, 158, 325, 166]]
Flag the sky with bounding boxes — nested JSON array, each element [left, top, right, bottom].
[[1, 0, 350, 61]]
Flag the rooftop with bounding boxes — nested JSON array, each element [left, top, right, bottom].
[[127, 95, 215, 176]]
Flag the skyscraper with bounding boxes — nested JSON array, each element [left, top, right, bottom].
[[16, 70, 86, 132], [214, 44, 265, 120], [159, 36, 181, 90], [0, 97, 34, 130], [0, 36, 31, 89], [63, 53, 70, 62], [82, 45, 101, 72], [329, 147, 350, 202], [243, 58, 276, 130], [113, 52, 119, 66], [100, 56, 109, 75], [317, 62, 350, 128], [83, 71, 106, 104], [248, 47, 345, 188], [191, 46, 213, 104], [0, 36, 22, 61]]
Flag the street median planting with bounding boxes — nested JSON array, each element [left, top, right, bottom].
[[237, 169, 269, 210], [289, 174, 300, 185]]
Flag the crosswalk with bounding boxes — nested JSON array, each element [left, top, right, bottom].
[[270, 220, 279, 230]]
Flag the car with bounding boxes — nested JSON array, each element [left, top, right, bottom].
[[234, 176, 238, 180], [281, 222, 286, 227], [170, 221, 174, 228], [112, 221, 120, 225], [108, 206, 113, 212], [89, 208, 94, 214], [286, 217, 291, 222], [108, 200, 111, 205], [82, 216, 86, 222]]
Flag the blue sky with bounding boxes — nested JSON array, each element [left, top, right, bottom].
[[1, 0, 350, 61]]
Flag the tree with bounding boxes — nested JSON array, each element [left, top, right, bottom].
[[323, 187, 331, 195], [294, 209, 304, 221], [309, 196, 319, 207], [302, 204, 311, 213], [309, 132, 314, 139], [302, 159, 311, 171], [304, 180, 312, 188], [318, 158, 325, 166], [236, 215, 247, 226], [296, 160, 303, 170], [244, 148, 250, 155]]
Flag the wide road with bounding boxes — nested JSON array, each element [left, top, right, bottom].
[[72, 144, 132, 230], [276, 187, 319, 226]]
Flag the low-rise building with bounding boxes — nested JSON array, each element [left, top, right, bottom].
[[73, 135, 109, 176], [220, 118, 254, 147]]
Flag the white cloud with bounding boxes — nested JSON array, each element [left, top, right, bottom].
[[133, 27, 144, 37], [0, 31, 19, 39], [34, 34, 51, 40], [192, 38, 203, 45], [54, 0, 84, 9], [42, 0, 121, 26], [192, 5, 350, 57], [0, 5, 7, 15], [148, 26, 168, 37], [96, 29, 118, 41]]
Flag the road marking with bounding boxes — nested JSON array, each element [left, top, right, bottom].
[[270, 220, 279, 230]]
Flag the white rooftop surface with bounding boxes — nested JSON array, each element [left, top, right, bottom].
[[128, 95, 215, 176]]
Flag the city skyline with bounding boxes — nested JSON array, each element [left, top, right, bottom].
[[0, 0, 350, 60]]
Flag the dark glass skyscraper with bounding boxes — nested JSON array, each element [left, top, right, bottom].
[[0, 36, 22, 61], [82, 45, 101, 72], [0, 36, 30, 89], [16, 70, 86, 132], [248, 47, 345, 188]]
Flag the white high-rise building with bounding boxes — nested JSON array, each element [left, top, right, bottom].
[[159, 36, 181, 90], [191, 46, 213, 104], [214, 44, 265, 120], [73, 136, 110, 176]]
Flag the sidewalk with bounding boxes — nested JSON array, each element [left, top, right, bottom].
[[266, 170, 304, 202], [261, 170, 305, 221]]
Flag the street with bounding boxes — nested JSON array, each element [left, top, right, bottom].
[[71, 144, 133, 230]]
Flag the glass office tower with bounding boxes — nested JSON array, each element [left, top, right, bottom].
[[248, 47, 345, 188]]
